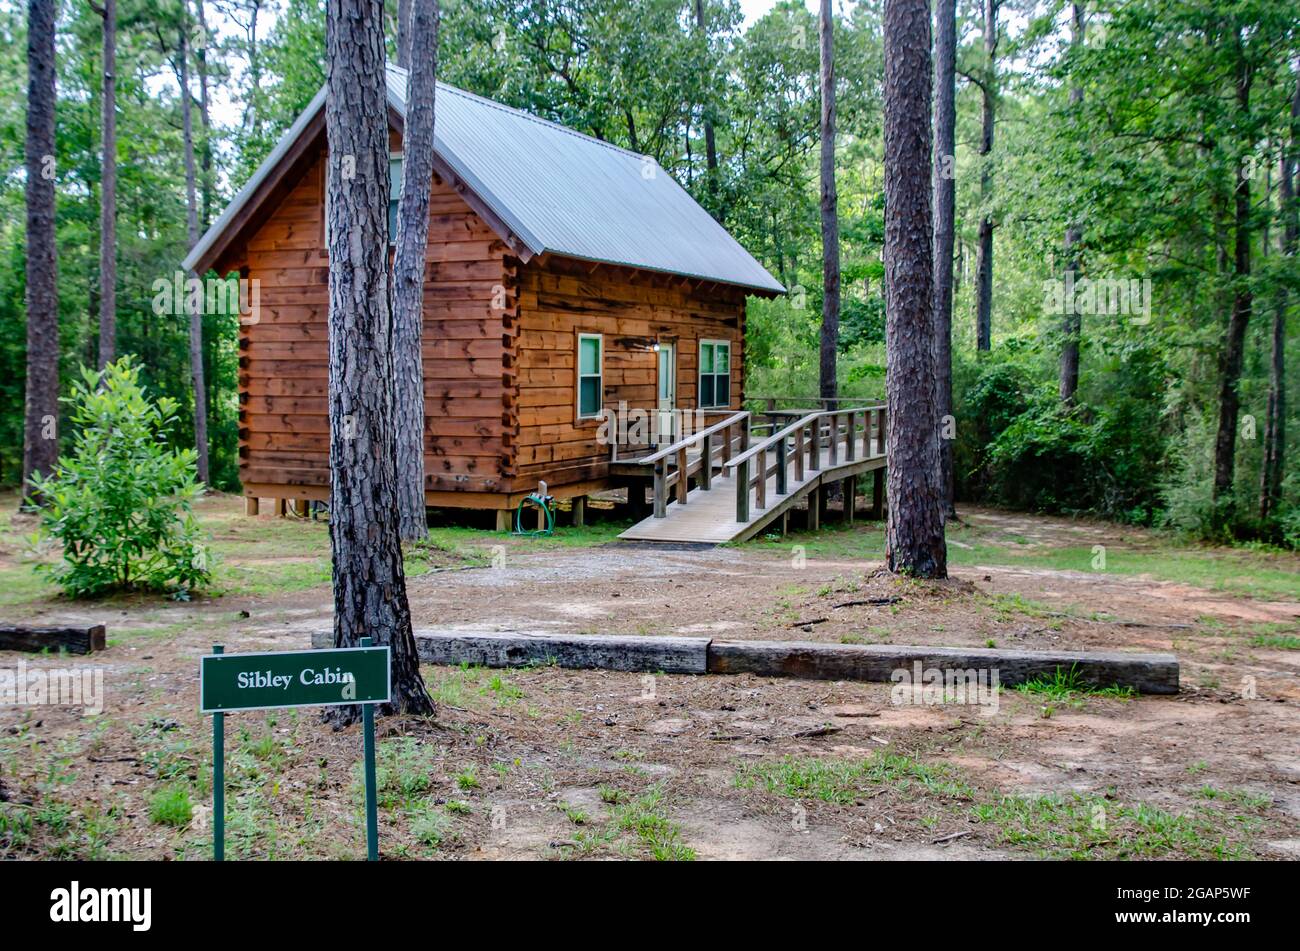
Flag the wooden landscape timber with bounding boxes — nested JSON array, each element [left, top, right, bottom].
[[707, 641, 1179, 694], [0, 624, 107, 655], [309, 629, 1179, 694], [312, 629, 709, 674]]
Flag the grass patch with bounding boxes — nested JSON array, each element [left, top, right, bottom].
[[1250, 633, 1300, 650], [425, 664, 526, 710], [148, 785, 194, 827], [406, 801, 452, 848], [369, 736, 438, 809], [971, 792, 1259, 860], [609, 785, 695, 861], [735, 751, 974, 804], [553, 783, 694, 861], [1013, 665, 1136, 704], [454, 765, 480, 791]]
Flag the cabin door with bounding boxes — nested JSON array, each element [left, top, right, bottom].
[[656, 342, 676, 445]]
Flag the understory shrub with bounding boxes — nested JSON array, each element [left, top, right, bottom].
[[953, 343, 1169, 524], [30, 357, 212, 598]]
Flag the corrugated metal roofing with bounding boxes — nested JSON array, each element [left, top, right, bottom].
[[185, 66, 783, 295]]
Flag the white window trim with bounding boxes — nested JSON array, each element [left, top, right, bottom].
[[577, 332, 604, 420], [698, 338, 732, 409]]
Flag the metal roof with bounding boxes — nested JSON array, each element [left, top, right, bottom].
[[184, 65, 784, 295]]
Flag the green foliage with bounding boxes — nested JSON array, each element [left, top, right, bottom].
[[0, 0, 1295, 548], [31, 358, 212, 599], [147, 785, 194, 828]]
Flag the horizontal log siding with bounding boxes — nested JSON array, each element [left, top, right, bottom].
[[512, 256, 746, 488], [236, 152, 511, 495]]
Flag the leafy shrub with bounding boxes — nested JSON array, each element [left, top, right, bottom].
[[30, 357, 212, 598], [950, 338, 1175, 524]]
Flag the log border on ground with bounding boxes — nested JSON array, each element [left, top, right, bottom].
[[313, 629, 709, 674], [0, 624, 107, 655], [707, 640, 1178, 694], [308, 630, 1177, 693]]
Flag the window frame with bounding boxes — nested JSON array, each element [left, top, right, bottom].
[[576, 332, 604, 421], [387, 152, 403, 245], [697, 338, 732, 410]]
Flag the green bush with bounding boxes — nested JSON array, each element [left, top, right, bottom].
[[952, 343, 1169, 525], [30, 357, 213, 598]]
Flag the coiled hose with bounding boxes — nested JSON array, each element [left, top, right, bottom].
[[512, 492, 555, 536]]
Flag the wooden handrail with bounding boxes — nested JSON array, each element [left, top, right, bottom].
[[724, 404, 880, 471], [724, 411, 821, 470], [637, 410, 749, 465], [727, 405, 886, 524]]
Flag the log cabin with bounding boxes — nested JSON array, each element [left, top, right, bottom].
[[184, 65, 784, 527]]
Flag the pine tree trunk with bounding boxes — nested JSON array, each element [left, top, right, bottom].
[[931, 0, 957, 518], [392, 0, 439, 541], [1211, 47, 1253, 516], [1260, 73, 1297, 525], [180, 7, 211, 486], [694, 0, 719, 212], [98, 0, 117, 370], [194, 0, 214, 229], [818, 0, 839, 408], [1058, 2, 1085, 404], [325, 0, 434, 722], [22, 0, 59, 505], [397, 0, 411, 69], [244, 0, 263, 135], [975, 0, 997, 352], [883, 0, 947, 579]]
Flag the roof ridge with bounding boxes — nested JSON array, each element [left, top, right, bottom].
[[386, 63, 653, 164]]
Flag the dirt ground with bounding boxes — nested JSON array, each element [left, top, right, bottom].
[[1, 494, 1298, 860]]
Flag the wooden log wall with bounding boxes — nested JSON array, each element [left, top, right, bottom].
[[512, 256, 747, 489], [234, 152, 511, 497]]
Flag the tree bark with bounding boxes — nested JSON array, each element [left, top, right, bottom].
[[694, 0, 719, 212], [1058, 2, 1085, 404], [1261, 71, 1297, 525], [22, 0, 60, 504], [883, 0, 946, 579], [179, 5, 210, 485], [392, 0, 438, 541], [931, 0, 956, 518], [1211, 43, 1252, 515], [396, 0, 411, 68], [818, 0, 839, 408], [97, 0, 117, 370], [974, 0, 998, 352], [243, 0, 263, 136], [325, 0, 434, 721], [194, 0, 214, 229]]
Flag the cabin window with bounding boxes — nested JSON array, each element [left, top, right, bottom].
[[577, 333, 603, 419], [388, 154, 403, 243], [698, 340, 731, 409]]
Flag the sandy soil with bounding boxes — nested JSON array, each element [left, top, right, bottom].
[[1, 499, 1297, 860]]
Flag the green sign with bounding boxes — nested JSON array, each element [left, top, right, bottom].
[[200, 646, 390, 713]]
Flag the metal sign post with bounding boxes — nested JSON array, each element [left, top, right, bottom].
[[202, 639, 390, 861]]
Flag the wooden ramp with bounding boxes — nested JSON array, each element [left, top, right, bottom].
[[620, 407, 886, 545]]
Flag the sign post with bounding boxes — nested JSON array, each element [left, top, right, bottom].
[[361, 637, 379, 862], [212, 644, 225, 862], [201, 641, 391, 861]]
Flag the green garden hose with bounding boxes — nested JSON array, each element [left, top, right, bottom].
[[512, 492, 555, 536]]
